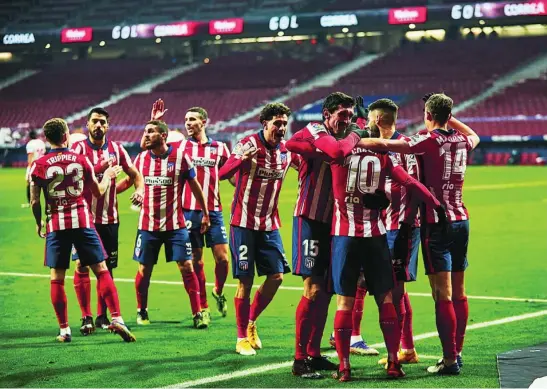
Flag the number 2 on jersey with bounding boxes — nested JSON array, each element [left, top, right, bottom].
[[46, 163, 84, 198], [345, 155, 381, 194]]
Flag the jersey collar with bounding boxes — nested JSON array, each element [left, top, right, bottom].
[[150, 144, 172, 159], [189, 136, 212, 145], [258, 130, 279, 150], [390, 131, 401, 140], [434, 128, 455, 136], [47, 147, 69, 154], [86, 137, 109, 150]]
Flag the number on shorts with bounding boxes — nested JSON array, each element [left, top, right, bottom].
[[136, 234, 142, 248], [345, 155, 381, 194], [45, 163, 84, 198], [239, 245, 248, 260], [302, 239, 319, 257]]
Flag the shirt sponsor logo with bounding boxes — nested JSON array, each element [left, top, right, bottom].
[[408, 132, 430, 146], [144, 176, 173, 186], [192, 157, 216, 167], [256, 167, 284, 180]]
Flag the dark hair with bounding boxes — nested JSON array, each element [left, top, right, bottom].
[[187, 107, 208, 122], [259, 102, 291, 123], [368, 98, 399, 125], [147, 120, 169, 134], [425, 93, 453, 126], [29, 130, 38, 140], [43, 118, 69, 145], [322, 92, 355, 117], [87, 107, 110, 122]]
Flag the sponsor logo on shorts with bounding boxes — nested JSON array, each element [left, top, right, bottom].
[[186, 243, 192, 256], [305, 257, 315, 269], [144, 176, 174, 186], [192, 157, 216, 167], [239, 260, 249, 271], [257, 167, 284, 180]]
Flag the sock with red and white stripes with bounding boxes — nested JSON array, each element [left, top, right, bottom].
[[307, 292, 331, 358], [435, 300, 458, 361], [51, 280, 69, 329], [96, 270, 121, 319], [193, 261, 208, 309], [214, 260, 229, 295], [73, 270, 92, 318], [453, 296, 469, 354], [401, 292, 415, 350], [379, 303, 401, 362], [182, 271, 201, 315], [334, 310, 353, 371], [295, 296, 314, 360], [135, 271, 151, 311], [351, 286, 367, 337], [249, 290, 273, 322], [234, 297, 250, 339]]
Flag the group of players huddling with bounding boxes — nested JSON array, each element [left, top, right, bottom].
[[27, 91, 478, 381]]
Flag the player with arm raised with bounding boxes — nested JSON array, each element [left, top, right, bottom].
[[357, 93, 479, 375], [132, 119, 211, 329], [70, 107, 144, 335], [23, 130, 46, 208], [219, 103, 301, 356], [29, 118, 135, 343]]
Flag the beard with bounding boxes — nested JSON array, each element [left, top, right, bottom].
[[90, 130, 105, 141]]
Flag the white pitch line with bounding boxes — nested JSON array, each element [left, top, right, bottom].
[[1, 271, 547, 303], [165, 309, 547, 388]]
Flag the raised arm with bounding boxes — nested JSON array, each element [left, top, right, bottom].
[[449, 116, 480, 150], [218, 145, 257, 180], [286, 126, 362, 160]]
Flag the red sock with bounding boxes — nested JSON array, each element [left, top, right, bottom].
[[135, 271, 151, 310], [307, 292, 331, 358], [182, 271, 201, 315], [51, 280, 69, 328], [73, 271, 92, 317], [435, 300, 457, 361], [96, 282, 107, 316], [396, 292, 406, 343], [249, 290, 273, 322], [234, 297, 250, 338], [334, 310, 353, 371], [379, 303, 402, 361], [214, 260, 229, 295], [401, 292, 415, 349], [193, 261, 208, 309], [97, 270, 121, 317], [351, 286, 366, 336], [453, 296, 469, 354], [295, 296, 314, 360]]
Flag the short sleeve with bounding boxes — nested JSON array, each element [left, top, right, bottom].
[[118, 144, 133, 172], [26, 142, 34, 154], [29, 161, 43, 184], [407, 131, 436, 155]]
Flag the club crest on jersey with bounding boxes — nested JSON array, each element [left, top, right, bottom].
[[239, 261, 249, 271], [305, 257, 315, 269], [210, 148, 217, 155], [167, 162, 175, 172], [109, 153, 117, 164], [280, 152, 287, 163]]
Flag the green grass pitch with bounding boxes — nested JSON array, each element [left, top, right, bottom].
[[0, 166, 546, 388]]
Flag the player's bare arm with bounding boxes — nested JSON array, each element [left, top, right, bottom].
[[448, 117, 480, 149], [357, 138, 411, 154], [187, 177, 211, 233], [126, 165, 144, 205], [30, 183, 45, 238], [90, 166, 122, 198]]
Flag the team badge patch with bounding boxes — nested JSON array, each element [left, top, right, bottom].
[[280, 153, 287, 163], [239, 261, 249, 271], [167, 162, 175, 172]]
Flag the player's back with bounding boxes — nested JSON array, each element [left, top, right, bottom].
[[30, 149, 94, 233], [26, 138, 46, 160], [408, 129, 473, 223], [330, 147, 394, 237]]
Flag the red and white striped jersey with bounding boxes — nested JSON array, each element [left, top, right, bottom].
[[229, 132, 301, 231], [173, 138, 230, 212], [407, 129, 474, 223], [383, 131, 421, 230], [292, 124, 334, 224], [71, 138, 133, 225], [331, 149, 399, 237], [134, 144, 196, 231], [29, 148, 95, 234]]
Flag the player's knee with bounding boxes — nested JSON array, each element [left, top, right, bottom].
[[179, 260, 194, 274], [76, 264, 90, 274], [434, 286, 452, 301], [303, 281, 321, 301], [267, 272, 283, 285], [336, 295, 354, 311]]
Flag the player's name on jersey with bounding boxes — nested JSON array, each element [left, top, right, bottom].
[[256, 167, 284, 180], [46, 153, 78, 164], [144, 176, 174, 186], [192, 157, 216, 167]]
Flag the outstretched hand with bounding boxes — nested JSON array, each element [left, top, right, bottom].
[[151, 98, 168, 121]]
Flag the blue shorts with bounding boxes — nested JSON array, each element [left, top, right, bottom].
[[46, 228, 107, 269], [386, 227, 420, 282], [184, 210, 228, 249], [421, 220, 469, 274], [330, 235, 394, 297], [72, 223, 119, 269], [132, 228, 192, 265], [292, 216, 331, 277], [230, 226, 290, 278]]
